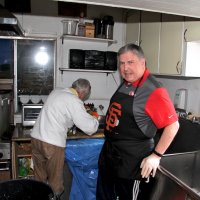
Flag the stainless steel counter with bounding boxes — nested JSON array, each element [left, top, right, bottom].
[[149, 151, 200, 200]]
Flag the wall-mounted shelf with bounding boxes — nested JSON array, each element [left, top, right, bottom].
[[61, 35, 117, 46], [59, 68, 116, 74]]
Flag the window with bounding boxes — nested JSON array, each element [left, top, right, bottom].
[[0, 39, 14, 79], [17, 39, 55, 95]]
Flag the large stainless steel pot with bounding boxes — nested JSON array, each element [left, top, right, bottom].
[[0, 92, 11, 139], [62, 20, 79, 35]]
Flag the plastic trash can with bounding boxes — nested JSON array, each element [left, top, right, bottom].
[[65, 138, 104, 200], [0, 179, 55, 200]]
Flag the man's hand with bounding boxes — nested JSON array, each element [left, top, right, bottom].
[[140, 154, 161, 178], [91, 111, 99, 119]]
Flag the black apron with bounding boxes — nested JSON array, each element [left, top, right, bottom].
[[99, 85, 154, 180]]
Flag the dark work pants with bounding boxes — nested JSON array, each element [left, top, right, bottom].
[[96, 168, 154, 200]]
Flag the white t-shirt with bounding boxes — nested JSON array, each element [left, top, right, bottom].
[[31, 88, 99, 147]]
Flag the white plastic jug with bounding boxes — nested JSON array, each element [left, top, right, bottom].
[[174, 88, 188, 110]]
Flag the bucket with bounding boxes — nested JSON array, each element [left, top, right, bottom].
[[0, 179, 55, 200], [62, 20, 79, 35]]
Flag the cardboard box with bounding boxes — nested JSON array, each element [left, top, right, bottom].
[[85, 23, 95, 38]]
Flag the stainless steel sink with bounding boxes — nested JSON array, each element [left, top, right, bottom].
[[149, 151, 200, 200]]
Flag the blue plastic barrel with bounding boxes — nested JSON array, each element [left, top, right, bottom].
[[65, 138, 104, 200]]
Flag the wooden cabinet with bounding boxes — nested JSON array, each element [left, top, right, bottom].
[[126, 11, 188, 76], [126, 10, 140, 45], [140, 11, 161, 74], [126, 11, 161, 73], [159, 14, 184, 75], [184, 17, 200, 42], [12, 135, 33, 179], [12, 124, 32, 179]]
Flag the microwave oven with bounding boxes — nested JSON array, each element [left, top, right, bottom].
[[22, 104, 43, 127]]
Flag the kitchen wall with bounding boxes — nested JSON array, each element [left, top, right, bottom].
[[15, 5, 126, 113], [13, 3, 200, 116], [157, 76, 200, 115]]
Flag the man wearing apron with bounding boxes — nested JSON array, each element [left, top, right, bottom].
[[96, 44, 179, 200]]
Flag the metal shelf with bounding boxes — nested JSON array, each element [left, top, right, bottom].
[[59, 68, 116, 74], [61, 35, 117, 46]]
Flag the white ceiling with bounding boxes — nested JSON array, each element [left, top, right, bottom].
[[54, 0, 200, 18]]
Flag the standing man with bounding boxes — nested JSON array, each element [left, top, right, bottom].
[[96, 44, 179, 200], [31, 78, 99, 199]]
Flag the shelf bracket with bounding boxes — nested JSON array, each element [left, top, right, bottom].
[[61, 36, 64, 44], [60, 69, 64, 74]]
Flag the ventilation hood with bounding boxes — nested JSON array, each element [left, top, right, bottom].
[[0, 4, 25, 37]]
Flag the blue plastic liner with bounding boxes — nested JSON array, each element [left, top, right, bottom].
[[65, 138, 104, 200]]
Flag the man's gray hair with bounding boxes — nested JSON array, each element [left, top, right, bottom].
[[117, 43, 145, 59], [72, 78, 91, 99]]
